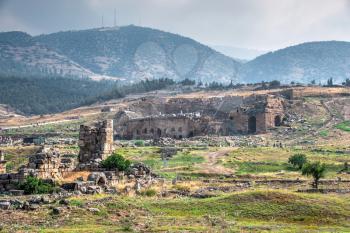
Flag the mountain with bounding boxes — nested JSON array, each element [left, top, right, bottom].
[[0, 31, 96, 78], [211, 45, 268, 61], [34, 25, 241, 83], [3, 27, 350, 85], [241, 41, 350, 84]]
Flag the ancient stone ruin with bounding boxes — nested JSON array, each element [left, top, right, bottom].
[[78, 120, 114, 169], [27, 147, 75, 180], [114, 94, 285, 139]]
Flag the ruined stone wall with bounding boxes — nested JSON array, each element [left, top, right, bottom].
[[121, 115, 201, 140], [78, 120, 114, 165], [228, 95, 285, 134], [27, 147, 75, 180], [116, 94, 286, 139]]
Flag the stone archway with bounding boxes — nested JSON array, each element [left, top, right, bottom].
[[248, 116, 257, 133], [274, 115, 282, 127]]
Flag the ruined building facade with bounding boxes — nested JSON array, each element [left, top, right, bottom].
[[114, 94, 285, 139], [78, 120, 114, 168]]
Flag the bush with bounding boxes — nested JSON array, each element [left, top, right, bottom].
[[134, 140, 144, 147], [18, 175, 56, 194], [5, 162, 14, 173], [288, 154, 307, 170], [302, 162, 326, 189], [101, 153, 131, 171], [140, 188, 157, 197]]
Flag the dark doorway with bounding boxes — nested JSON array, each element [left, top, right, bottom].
[[157, 128, 162, 137], [97, 177, 106, 186], [248, 116, 256, 133], [274, 115, 281, 127]]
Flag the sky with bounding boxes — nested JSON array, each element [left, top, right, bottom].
[[1, 0, 350, 51]]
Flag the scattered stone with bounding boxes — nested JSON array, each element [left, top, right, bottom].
[[0, 200, 11, 210], [59, 199, 69, 206], [52, 207, 63, 215], [88, 208, 100, 213]]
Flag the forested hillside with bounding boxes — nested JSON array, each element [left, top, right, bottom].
[[0, 76, 116, 115], [0, 75, 177, 115]]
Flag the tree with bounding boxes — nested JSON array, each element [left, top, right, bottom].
[[101, 153, 131, 171], [179, 78, 195, 86], [301, 162, 326, 189], [310, 80, 316, 85], [342, 78, 350, 87], [288, 154, 307, 170], [269, 80, 281, 88], [327, 77, 334, 86]]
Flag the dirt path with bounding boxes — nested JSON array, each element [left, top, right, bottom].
[[196, 147, 236, 175]]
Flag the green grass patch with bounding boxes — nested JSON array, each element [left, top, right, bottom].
[[146, 190, 350, 225], [335, 121, 350, 132], [319, 130, 329, 137]]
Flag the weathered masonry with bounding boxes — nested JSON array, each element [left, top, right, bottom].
[[78, 120, 114, 169], [114, 94, 285, 139]]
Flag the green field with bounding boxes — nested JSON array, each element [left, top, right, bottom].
[[3, 190, 348, 232]]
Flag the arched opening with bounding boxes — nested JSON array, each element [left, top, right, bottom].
[[97, 177, 107, 186], [274, 115, 281, 127], [189, 131, 194, 137], [150, 128, 154, 134], [248, 116, 256, 133], [157, 128, 162, 137], [143, 128, 148, 134]]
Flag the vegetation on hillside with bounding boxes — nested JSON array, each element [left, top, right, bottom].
[[0, 75, 115, 115], [0, 75, 175, 115]]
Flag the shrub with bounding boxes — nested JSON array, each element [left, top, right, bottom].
[[288, 154, 307, 170], [302, 162, 326, 189], [101, 153, 131, 171], [5, 162, 14, 173], [140, 188, 157, 197], [134, 140, 144, 147], [18, 175, 56, 194]]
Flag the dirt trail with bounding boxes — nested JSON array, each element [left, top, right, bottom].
[[196, 148, 236, 175]]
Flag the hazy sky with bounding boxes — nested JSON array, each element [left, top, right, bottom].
[[1, 0, 350, 50]]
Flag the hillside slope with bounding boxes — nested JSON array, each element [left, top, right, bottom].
[[0, 31, 96, 78], [35, 26, 241, 83], [242, 41, 350, 84]]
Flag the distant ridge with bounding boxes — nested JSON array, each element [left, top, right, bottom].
[[1, 26, 350, 84]]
